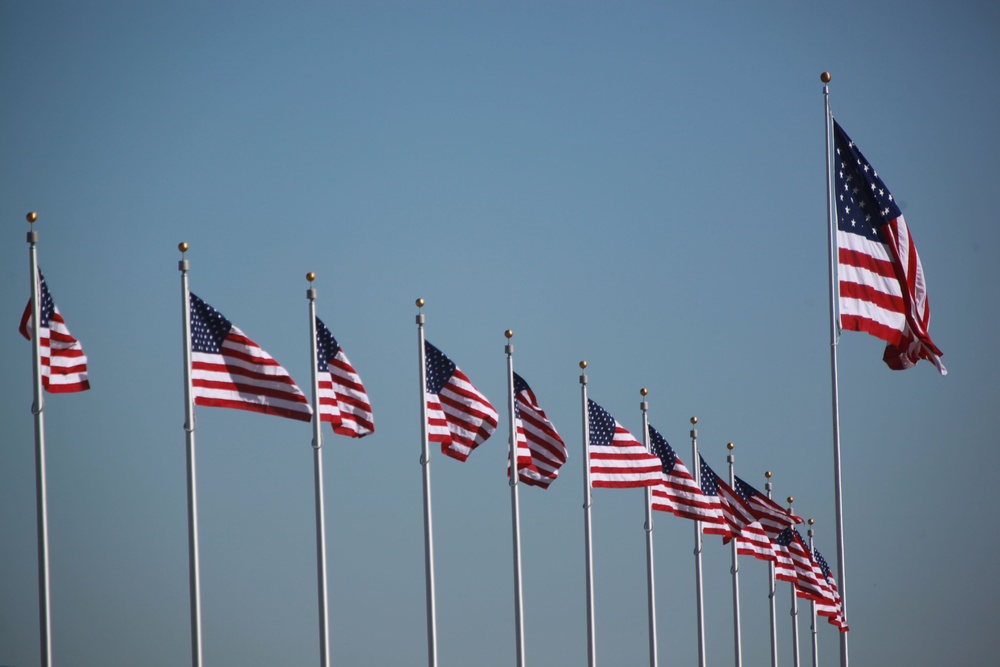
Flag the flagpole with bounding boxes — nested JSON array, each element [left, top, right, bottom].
[[416, 298, 438, 667], [579, 361, 596, 667], [821, 70, 850, 667], [178, 242, 203, 667], [26, 212, 54, 667], [504, 330, 527, 667], [807, 520, 819, 667], [726, 442, 743, 667], [639, 389, 657, 667], [765, 471, 779, 667], [690, 417, 707, 667], [788, 497, 800, 667], [306, 273, 331, 667]]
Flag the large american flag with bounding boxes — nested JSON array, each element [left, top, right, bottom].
[[699, 457, 774, 561], [814, 547, 849, 632], [833, 120, 945, 374], [648, 425, 726, 527], [511, 372, 567, 488], [315, 317, 373, 438], [424, 341, 498, 462], [19, 271, 90, 393], [189, 293, 312, 421], [587, 400, 661, 488]]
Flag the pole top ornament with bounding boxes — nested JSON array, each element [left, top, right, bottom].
[[821, 71, 832, 83], [178, 242, 189, 253]]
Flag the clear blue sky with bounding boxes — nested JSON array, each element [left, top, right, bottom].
[[2, 2, 997, 665]]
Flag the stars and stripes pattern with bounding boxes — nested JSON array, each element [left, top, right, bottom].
[[699, 456, 774, 560], [587, 400, 661, 488], [511, 372, 567, 488], [733, 475, 802, 538], [19, 270, 90, 393], [188, 293, 312, 421], [774, 527, 836, 606], [814, 547, 849, 632], [833, 120, 945, 374], [648, 425, 725, 526], [315, 317, 373, 438], [424, 341, 498, 462]]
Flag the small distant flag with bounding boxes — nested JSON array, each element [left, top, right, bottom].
[[189, 293, 312, 421], [814, 547, 849, 632], [733, 476, 802, 538], [699, 457, 774, 561], [587, 400, 661, 488], [20, 271, 90, 393], [648, 426, 725, 526], [315, 317, 373, 438], [512, 372, 567, 488], [424, 341, 498, 461]]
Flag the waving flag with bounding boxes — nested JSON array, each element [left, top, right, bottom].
[[833, 120, 945, 374], [315, 317, 373, 437], [814, 548, 849, 632], [699, 457, 774, 560], [511, 372, 567, 488], [20, 271, 90, 393], [733, 476, 802, 538], [587, 400, 661, 488], [648, 426, 725, 526], [189, 293, 312, 421], [424, 341, 498, 461]]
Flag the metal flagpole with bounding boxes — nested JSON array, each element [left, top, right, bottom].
[[821, 70, 850, 667], [504, 330, 527, 667], [415, 298, 438, 667], [807, 520, 819, 667], [788, 497, 800, 667], [178, 242, 203, 667], [306, 273, 331, 667], [765, 471, 779, 667], [639, 389, 657, 667], [26, 212, 53, 667], [579, 361, 596, 667], [690, 417, 707, 667], [726, 443, 743, 667]]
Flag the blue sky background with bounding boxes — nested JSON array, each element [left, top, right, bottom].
[[2, 2, 997, 665]]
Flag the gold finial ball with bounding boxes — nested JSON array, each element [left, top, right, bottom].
[[178, 242, 189, 253], [821, 71, 832, 83], [579, 360, 588, 369], [787, 496, 794, 504], [505, 329, 513, 339], [690, 416, 698, 424], [640, 387, 648, 397], [306, 272, 316, 283], [727, 442, 735, 450], [26, 211, 38, 224], [765, 470, 772, 478], [415, 298, 425, 308], [808, 518, 815, 526]]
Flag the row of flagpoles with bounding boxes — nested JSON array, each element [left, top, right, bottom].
[[20, 75, 946, 667]]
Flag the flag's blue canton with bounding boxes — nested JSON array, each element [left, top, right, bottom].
[[815, 548, 833, 579], [733, 476, 761, 503], [587, 399, 616, 446], [424, 341, 456, 394], [775, 528, 794, 548], [315, 317, 341, 373], [37, 272, 55, 327], [833, 120, 900, 243], [189, 293, 232, 354], [649, 426, 677, 474], [512, 371, 529, 418], [698, 456, 720, 497]]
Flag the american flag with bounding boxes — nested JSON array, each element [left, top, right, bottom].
[[587, 399, 661, 488], [833, 120, 945, 374], [424, 341, 498, 462], [699, 457, 774, 560], [19, 270, 90, 393], [775, 528, 835, 605], [189, 293, 312, 421], [733, 476, 802, 539], [814, 547, 849, 632], [648, 425, 725, 526], [511, 372, 567, 489], [315, 317, 373, 438]]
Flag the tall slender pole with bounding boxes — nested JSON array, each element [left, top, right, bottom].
[[306, 273, 331, 667], [26, 212, 53, 667], [821, 71, 849, 667], [788, 497, 800, 667], [579, 361, 596, 667], [727, 443, 743, 667], [639, 389, 657, 667], [415, 298, 438, 667], [765, 472, 779, 667], [690, 417, 706, 667], [807, 520, 819, 667], [178, 242, 203, 667], [504, 330, 527, 667]]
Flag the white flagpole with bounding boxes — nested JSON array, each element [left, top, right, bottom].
[[765, 471, 779, 667], [639, 389, 657, 667], [807, 520, 819, 667], [178, 242, 203, 667], [726, 442, 743, 667], [504, 330, 527, 667], [579, 361, 596, 667], [415, 298, 438, 667], [821, 70, 850, 667], [306, 273, 331, 667], [788, 497, 800, 667], [690, 417, 707, 667], [26, 212, 53, 667]]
